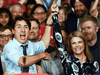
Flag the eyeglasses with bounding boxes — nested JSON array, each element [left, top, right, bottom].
[[33, 12, 46, 15], [0, 35, 13, 39]]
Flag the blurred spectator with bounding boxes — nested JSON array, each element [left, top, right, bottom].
[[90, 0, 100, 28], [28, 18, 40, 42], [58, 7, 67, 27], [0, 8, 13, 27], [0, 26, 13, 74], [3, 0, 28, 12], [79, 15, 100, 67], [61, 0, 73, 17], [23, 0, 36, 18], [65, 0, 92, 33], [0, 0, 5, 8], [31, 4, 54, 47], [9, 3, 23, 20]]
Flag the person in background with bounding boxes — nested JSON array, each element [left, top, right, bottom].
[[23, 0, 36, 18], [89, 0, 100, 28], [0, 26, 13, 74], [58, 7, 67, 27], [28, 18, 40, 42], [0, 0, 5, 8], [79, 15, 100, 67], [9, 3, 23, 20], [61, 0, 73, 17], [0, 8, 13, 27], [65, 0, 92, 33], [3, 0, 28, 12], [31, 4, 54, 47]]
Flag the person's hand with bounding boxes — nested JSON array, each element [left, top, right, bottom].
[[90, 9, 98, 18], [46, 12, 58, 25], [43, 52, 51, 61], [46, 2, 59, 25], [35, 0, 43, 5], [51, 1, 59, 12], [18, 0, 28, 4]]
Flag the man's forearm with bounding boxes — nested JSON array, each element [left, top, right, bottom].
[[41, 26, 51, 49], [90, 0, 99, 13], [18, 52, 46, 67], [35, 0, 43, 5]]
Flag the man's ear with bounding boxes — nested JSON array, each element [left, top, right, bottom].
[[96, 26, 99, 32], [12, 29, 14, 34]]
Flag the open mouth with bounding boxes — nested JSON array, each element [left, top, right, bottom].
[[20, 33, 26, 40]]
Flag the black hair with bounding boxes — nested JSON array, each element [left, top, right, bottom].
[[12, 16, 31, 30], [25, 0, 36, 7], [31, 4, 47, 15], [0, 8, 13, 27]]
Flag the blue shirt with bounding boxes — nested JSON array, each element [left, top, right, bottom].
[[4, 38, 46, 74]]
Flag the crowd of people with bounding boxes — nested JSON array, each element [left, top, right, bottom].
[[0, 0, 100, 75]]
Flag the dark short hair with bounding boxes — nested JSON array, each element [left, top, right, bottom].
[[0, 8, 13, 27], [25, 0, 36, 7], [28, 17, 40, 29], [0, 25, 12, 32], [12, 16, 31, 30], [31, 4, 47, 15]]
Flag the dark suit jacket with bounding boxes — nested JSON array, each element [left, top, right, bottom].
[[65, 15, 78, 34]]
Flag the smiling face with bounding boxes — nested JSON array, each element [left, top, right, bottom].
[[28, 21, 40, 42], [0, 29, 12, 47], [81, 21, 98, 42], [32, 7, 47, 24], [71, 37, 85, 56], [61, 0, 71, 11], [11, 5, 23, 19], [13, 20, 29, 45], [74, 1, 87, 18], [0, 12, 10, 26]]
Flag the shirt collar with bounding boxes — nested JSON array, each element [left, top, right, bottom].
[[13, 38, 28, 47]]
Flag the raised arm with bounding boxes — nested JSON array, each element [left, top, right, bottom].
[[18, 0, 28, 5], [35, 0, 43, 5], [90, 0, 99, 14]]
